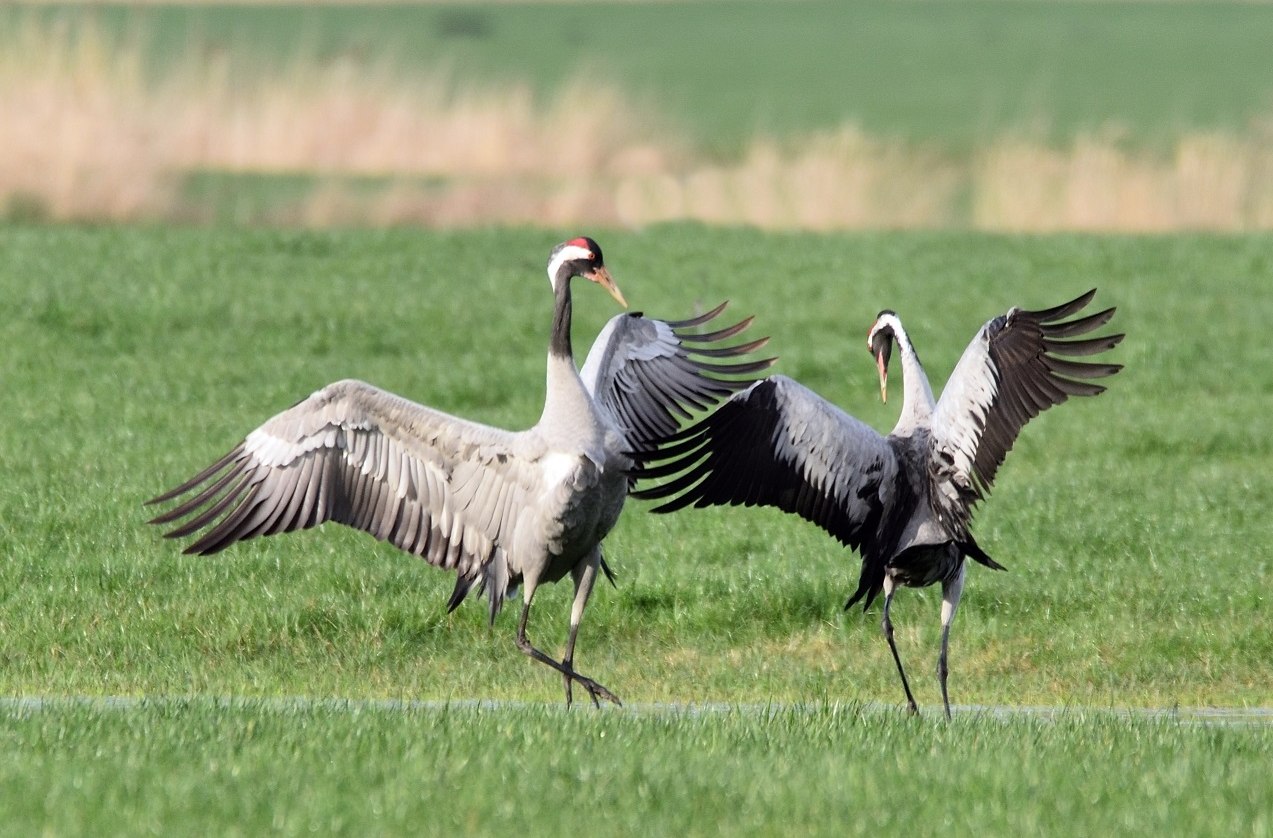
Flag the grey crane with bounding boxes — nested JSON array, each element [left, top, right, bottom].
[[633, 290, 1123, 717], [147, 237, 772, 707]]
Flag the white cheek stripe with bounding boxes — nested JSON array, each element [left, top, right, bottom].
[[546, 245, 595, 283]]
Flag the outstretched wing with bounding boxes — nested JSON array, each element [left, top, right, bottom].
[[578, 302, 774, 457], [631, 375, 899, 555], [146, 378, 541, 618], [929, 289, 1124, 527]]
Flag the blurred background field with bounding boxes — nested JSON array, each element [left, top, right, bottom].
[[5, 1, 1273, 230]]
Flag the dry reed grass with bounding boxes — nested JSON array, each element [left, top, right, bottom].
[[4, 16, 1273, 230]]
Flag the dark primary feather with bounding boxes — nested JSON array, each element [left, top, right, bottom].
[[931, 289, 1124, 523], [633, 376, 898, 554], [580, 301, 775, 458]]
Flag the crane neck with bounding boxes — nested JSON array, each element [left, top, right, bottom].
[[888, 319, 937, 435], [549, 274, 573, 360], [541, 275, 596, 432]]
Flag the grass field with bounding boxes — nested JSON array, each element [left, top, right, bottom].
[[3, 699, 1271, 836], [2, 224, 1271, 831]]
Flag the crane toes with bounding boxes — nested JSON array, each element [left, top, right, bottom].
[[580, 677, 621, 707], [560, 667, 620, 708], [572, 673, 620, 707]]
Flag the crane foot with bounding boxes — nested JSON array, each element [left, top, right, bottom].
[[566, 671, 621, 708]]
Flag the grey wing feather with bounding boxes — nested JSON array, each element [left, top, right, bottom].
[[631, 376, 898, 552], [147, 378, 538, 615], [930, 289, 1124, 523], [578, 302, 774, 455]]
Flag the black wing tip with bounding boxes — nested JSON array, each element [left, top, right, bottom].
[[147, 510, 179, 526], [1027, 288, 1116, 328], [843, 584, 878, 612], [144, 442, 247, 506], [961, 539, 1006, 571], [697, 356, 779, 379], [146, 484, 194, 507], [664, 300, 730, 329], [1064, 287, 1098, 311], [1017, 288, 1095, 322], [677, 317, 758, 344], [447, 576, 476, 613], [724, 335, 772, 355]]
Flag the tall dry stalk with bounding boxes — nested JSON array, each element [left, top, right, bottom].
[[0, 17, 177, 219], [3, 14, 1272, 230]]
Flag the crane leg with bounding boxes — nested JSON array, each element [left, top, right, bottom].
[[937, 624, 953, 721], [881, 576, 919, 715], [937, 562, 967, 721], [562, 556, 600, 707], [515, 587, 620, 708]]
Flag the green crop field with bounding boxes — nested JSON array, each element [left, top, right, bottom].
[[17, 1, 1273, 151], [3, 699, 1271, 836], [2, 224, 1271, 832]]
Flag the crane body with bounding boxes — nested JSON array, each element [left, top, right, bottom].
[[149, 237, 773, 706], [635, 290, 1123, 717]]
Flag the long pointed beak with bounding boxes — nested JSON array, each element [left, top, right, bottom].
[[876, 350, 888, 404], [588, 266, 627, 308]]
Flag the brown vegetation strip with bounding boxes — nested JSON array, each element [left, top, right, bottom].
[[4, 17, 1273, 230]]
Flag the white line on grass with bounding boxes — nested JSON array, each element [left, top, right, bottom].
[[2, 696, 1271, 726]]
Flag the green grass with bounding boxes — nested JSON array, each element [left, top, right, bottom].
[[2, 224, 1271, 832], [1, 224, 1269, 707], [2, 700, 1271, 836], [17, 1, 1273, 152]]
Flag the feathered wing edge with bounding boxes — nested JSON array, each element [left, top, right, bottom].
[[631, 376, 899, 552], [632, 376, 912, 611], [146, 379, 531, 622], [578, 301, 775, 461], [930, 288, 1124, 526]]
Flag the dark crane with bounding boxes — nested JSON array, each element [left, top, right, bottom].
[[633, 290, 1123, 717]]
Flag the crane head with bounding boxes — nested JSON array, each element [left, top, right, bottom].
[[547, 236, 628, 308], [867, 312, 896, 404]]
